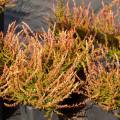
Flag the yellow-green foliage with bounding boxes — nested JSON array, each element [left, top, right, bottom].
[[55, 0, 65, 22]]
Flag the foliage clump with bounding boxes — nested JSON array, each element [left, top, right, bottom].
[[54, 0, 120, 49], [0, 0, 120, 118], [84, 43, 120, 110], [0, 22, 86, 110], [53, 0, 120, 113]]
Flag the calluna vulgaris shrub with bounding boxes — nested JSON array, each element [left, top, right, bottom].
[[54, 0, 120, 110], [0, 0, 120, 117], [0, 22, 86, 110], [54, 0, 120, 108], [55, 0, 120, 49], [84, 43, 120, 110]]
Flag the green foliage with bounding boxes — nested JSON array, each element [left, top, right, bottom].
[[108, 49, 120, 60]]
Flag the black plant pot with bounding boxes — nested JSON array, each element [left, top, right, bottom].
[[20, 105, 60, 120], [84, 103, 119, 120], [0, 98, 3, 120], [58, 101, 120, 120], [0, 98, 20, 120], [19, 103, 120, 120]]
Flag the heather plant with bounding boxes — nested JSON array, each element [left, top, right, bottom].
[[0, 22, 20, 75], [55, 0, 120, 31], [54, 0, 120, 113], [0, 22, 88, 112], [54, 0, 120, 50], [84, 42, 120, 111], [0, 0, 120, 119]]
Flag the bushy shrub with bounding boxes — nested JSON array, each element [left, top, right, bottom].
[[0, 0, 120, 117], [54, 0, 120, 49], [84, 42, 120, 110], [0, 22, 88, 111], [54, 0, 120, 113]]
